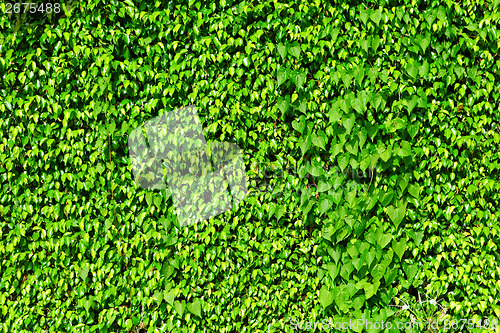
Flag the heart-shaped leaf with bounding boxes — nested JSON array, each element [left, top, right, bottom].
[[174, 301, 185, 316], [407, 62, 418, 80], [339, 99, 349, 114], [386, 201, 407, 228], [372, 94, 383, 111], [359, 9, 369, 25], [299, 135, 312, 157], [408, 184, 421, 199], [287, 41, 301, 58], [351, 98, 364, 114], [353, 66, 365, 86], [312, 132, 326, 150], [277, 42, 287, 59], [318, 195, 331, 214], [292, 115, 306, 134], [329, 101, 342, 123], [408, 123, 419, 139], [419, 34, 430, 53], [337, 153, 349, 172], [393, 239, 406, 261], [277, 66, 289, 87], [319, 285, 334, 308], [371, 36, 380, 51], [345, 140, 358, 156], [164, 290, 175, 306], [187, 298, 202, 318], [358, 128, 367, 149], [326, 262, 339, 280], [379, 144, 392, 162], [398, 140, 412, 157], [277, 95, 290, 116], [419, 61, 429, 78], [408, 95, 419, 113], [341, 71, 352, 89], [368, 67, 379, 83], [377, 233, 393, 249], [342, 115, 356, 134], [80, 264, 89, 280], [370, 10, 382, 26], [292, 69, 307, 90], [361, 39, 369, 53], [404, 263, 419, 281], [364, 279, 380, 299]]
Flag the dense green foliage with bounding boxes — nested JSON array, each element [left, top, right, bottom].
[[1, 0, 500, 332]]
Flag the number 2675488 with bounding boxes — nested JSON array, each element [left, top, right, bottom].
[[5, 3, 63, 14]]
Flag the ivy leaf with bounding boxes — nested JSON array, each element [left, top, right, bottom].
[[337, 154, 349, 172], [287, 42, 301, 58], [96, 164, 105, 174], [351, 98, 364, 114], [339, 99, 349, 114], [292, 69, 307, 90], [359, 9, 369, 25], [319, 285, 334, 308], [377, 233, 393, 249], [408, 184, 421, 199], [372, 94, 384, 111], [368, 67, 379, 83], [386, 201, 407, 228], [370, 10, 382, 26], [277, 42, 287, 59], [404, 263, 419, 281], [318, 181, 332, 193], [345, 140, 358, 156], [299, 134, 312, 157], [379, 144, 392, 162], [408, 95, 419, 113], [342, 115, 356, 134], [292, 115, 306, 134], [393, 239, 406, 261], [353, 66, 365, 86], [79, 263, 89, 280], [187, 298, 202, 318], [277, 66, 289, 87], [364, 279, 380, 299], [464, 23, 478, 32], [312, 131, 326, 150], [425, 10, 437, 26], [398, 140, 412, 157], [83, 298, 92, 313], [277, 95, 290, 116], [107, 121, 116, 134], [419, 34, 430, 53], [326, 262, 339, 280], [419, 61, 429, 78], [407, 62, 418, 80], [358, 127, 367, 149], [164, 290, 175, 306], [174, 301, 185, 316], [276, 205, 286, 222], [340, 69, 352, 89], [371, 36, 380, 51], [408, 123, 419, 139], [295, 97, 307, 114], [319, 195, 331, 214], [329, 101, 342, 123], [361, 39, 369, 53]]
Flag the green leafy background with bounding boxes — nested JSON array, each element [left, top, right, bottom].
[[1, 0, 500, 332]]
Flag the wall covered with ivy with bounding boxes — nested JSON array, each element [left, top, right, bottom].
[[1, 0, 500, 332]]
